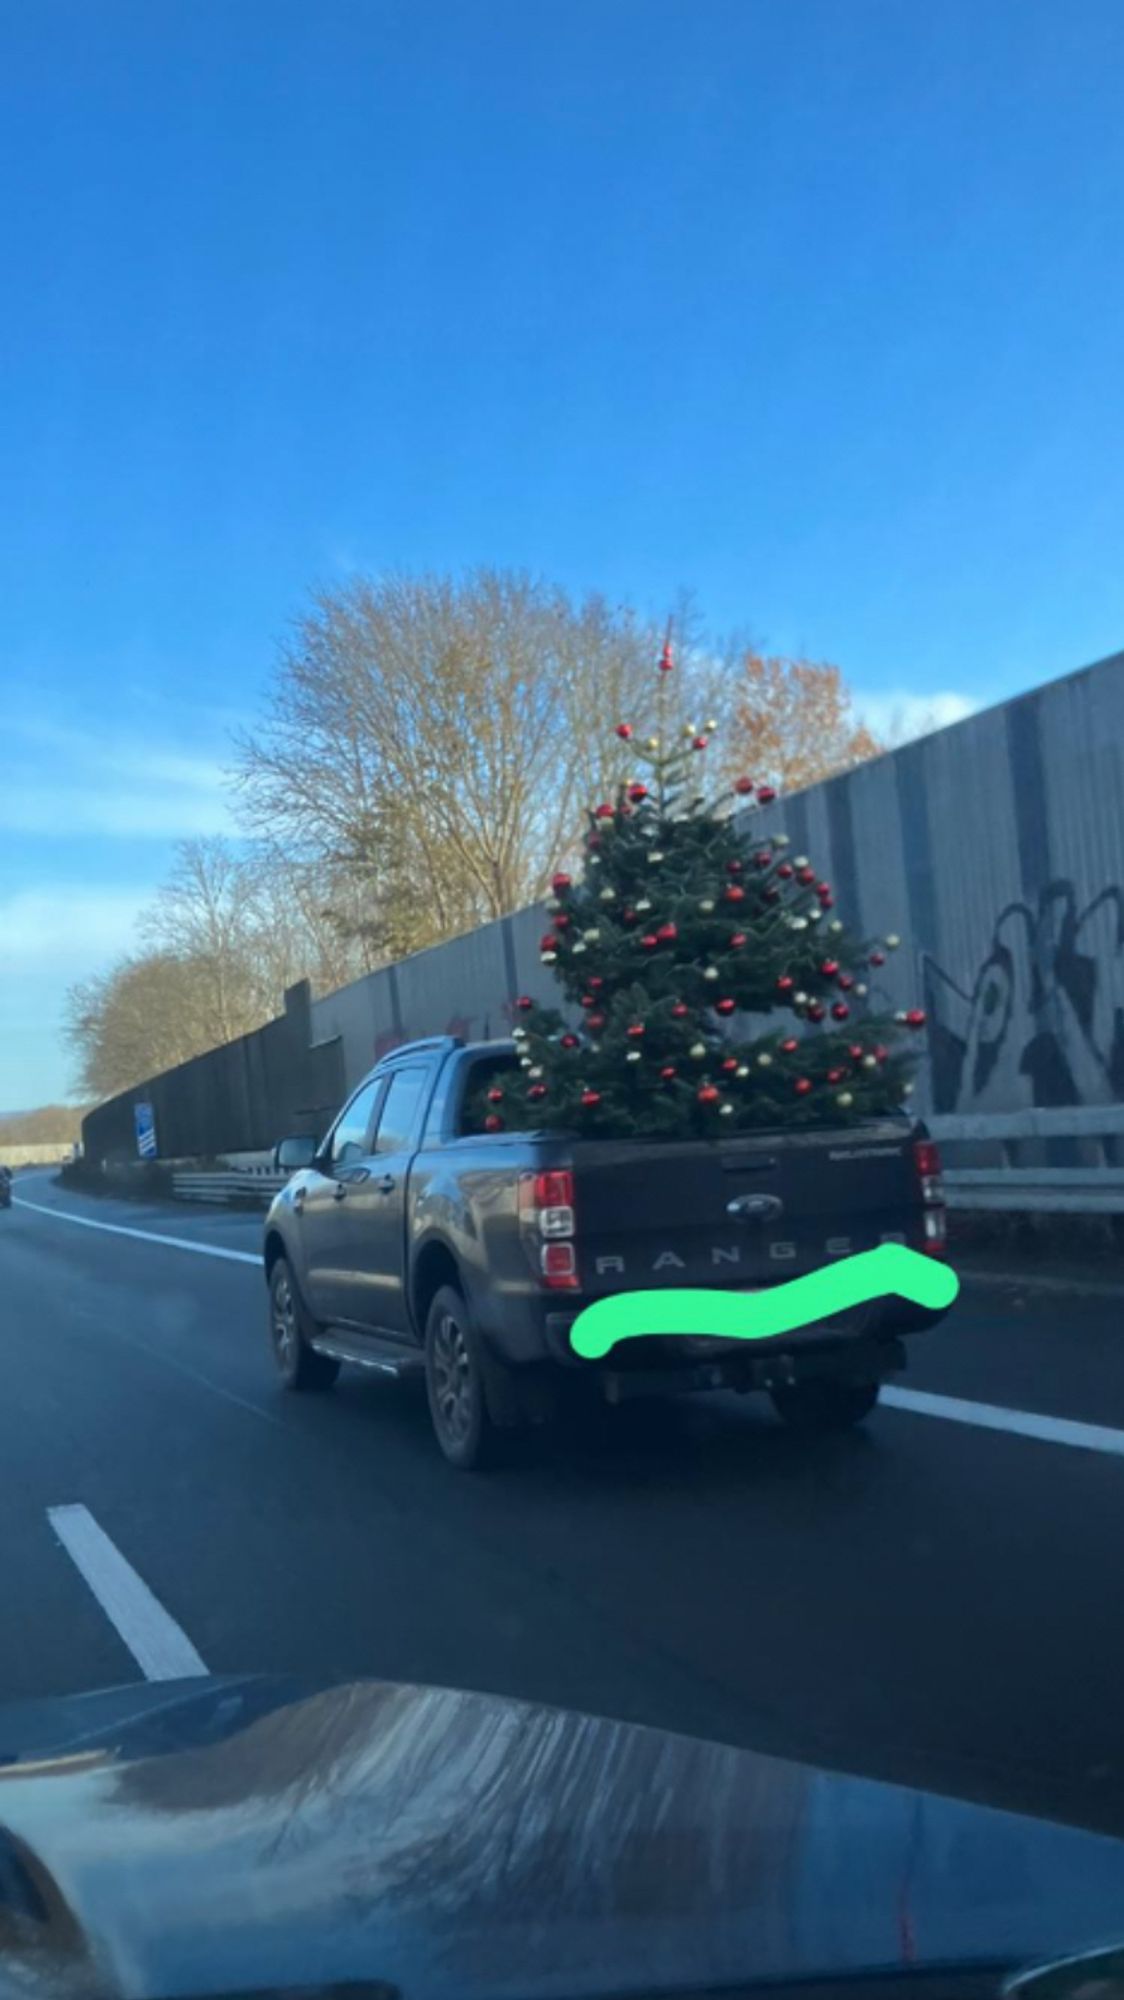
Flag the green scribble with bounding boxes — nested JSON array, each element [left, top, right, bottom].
[[569, 1244, 959, 1360]]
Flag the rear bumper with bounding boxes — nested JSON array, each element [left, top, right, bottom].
[[592, 1334, 908, 1405], [542, 1306, 912, 1405]]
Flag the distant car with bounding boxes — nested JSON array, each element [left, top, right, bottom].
[[262, 1035, 953, 1468]]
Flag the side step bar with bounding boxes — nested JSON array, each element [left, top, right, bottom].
[[309, 1331, 425, 1378]]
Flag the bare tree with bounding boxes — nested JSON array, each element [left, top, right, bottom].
[[64, 954, 220, 1100], [232, 569, 713, 959], [716, 651, 884, 796]]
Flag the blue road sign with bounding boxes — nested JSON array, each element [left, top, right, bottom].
[[134, 1102, 157, 1160]]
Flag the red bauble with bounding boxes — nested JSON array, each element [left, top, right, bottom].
[[724, 884, 745, 903], [794, 1077, 813, 1095], [753, 850, 771, 869], [721, 1057, 739, 1073], [589, 977, 604, 989], [587, 1013, 606, 1032], [660, 1065, 677, 1081], [837, 972, 855, 990], [640, 934, 659, 951], [671, 1001, 690, 1019], [874, 1044, 889, 1062], [595, 803, 615, 819], [827, 1068, 845, 1084], [627, 1022, 646, 1039], [816, 882, 832, 901], [627, 782, 648, 802], [540, 932, 555, 951], [692, 736, 709, 751], [831, 1002, 850, 1022], [780, 1037, 799, 1054], [715, 998, 736, 1016], [697, 1085, 720, 1105], [726, 859, 743, 875], [527, 1083, 547, 1101], [622, 908, 638, 926], [581, 993, 596, 1008], [820, 959, 839, 977], [820, 893, 834, 909], [777, 862, 793, 878], [516, 995, 534, 1010], [848, 1044, 864, 1060], [552, 912, 570, 930], [905, 1008, 927, 1029], [734, 776, 754, 795], [551, 872, 572, 893], [776, 975, 794, 993], [796, 866, 815, 886], [487, 1087, 504, 1103], [869, 950, 886, 967], [658, 640, 674, 673], [484, 1114, 504, 1131], [657, 922, 678, 942], [807, 1002, 826, 1022], [757, 785, 777, 804], [615, 722, 633, 740], [560, 1034, 579, 1050], [729, 931, 747, 948], [580, 1090, 602, 1108]]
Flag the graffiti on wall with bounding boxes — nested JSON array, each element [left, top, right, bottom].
[[922, 881, 1124, 1112]]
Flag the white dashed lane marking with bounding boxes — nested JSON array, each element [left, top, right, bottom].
[[47, 1504, 208, 1681]]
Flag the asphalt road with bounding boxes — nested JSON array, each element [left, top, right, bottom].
[[4, 1167, 1124, 1838]]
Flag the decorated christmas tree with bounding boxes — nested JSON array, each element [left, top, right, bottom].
[[469, 638, 927, 1140]]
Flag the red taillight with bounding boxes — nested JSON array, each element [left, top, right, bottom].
[[541, 1242, 579, 1289], [913, 1137, 947, 1256], [519, 1168, 579, 1287]]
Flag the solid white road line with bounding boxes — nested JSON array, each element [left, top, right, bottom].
[[47, 1504, 208, 1681], [13, 1195, 259, 1265], [882, 1385, 1124, 1459], [16, 1194, 1124, 1462]]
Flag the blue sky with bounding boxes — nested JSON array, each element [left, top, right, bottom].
[[3, 0, 1124, 1107]]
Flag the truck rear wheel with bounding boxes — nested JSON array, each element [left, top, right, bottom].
[[424, 1285, 500, 1470], [269, 1256, 340, 1393], [770, 1378, 880, 1431]]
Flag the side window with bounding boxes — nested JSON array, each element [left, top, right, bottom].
[[328, 1079, 383, 1169], [372, 1066, 431, 1155]]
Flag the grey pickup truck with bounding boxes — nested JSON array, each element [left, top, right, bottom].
[[263, 1035, 952, 1468]]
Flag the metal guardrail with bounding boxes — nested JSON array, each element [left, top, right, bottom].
[[172, 1170, 287, 1206], [928, 1108, 1124, 1215]]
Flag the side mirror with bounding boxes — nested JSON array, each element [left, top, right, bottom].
[[274, 1134, 319, 1173]]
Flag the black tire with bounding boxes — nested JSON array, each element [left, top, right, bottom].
[[770, 1377, 880, 1432], [268, 1256, 340, 1393], [424, 1285, 499, 1470]]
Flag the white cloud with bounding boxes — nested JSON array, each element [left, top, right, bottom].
[[2, 717, 236, 840], [1, 886, 151, 966], [852, 689, 980, 747]]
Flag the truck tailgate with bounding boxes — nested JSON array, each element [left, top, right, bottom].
[[570, 1121, 919, 1298]]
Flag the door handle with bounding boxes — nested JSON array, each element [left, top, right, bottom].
[[376, 1173, 396, 1195]]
